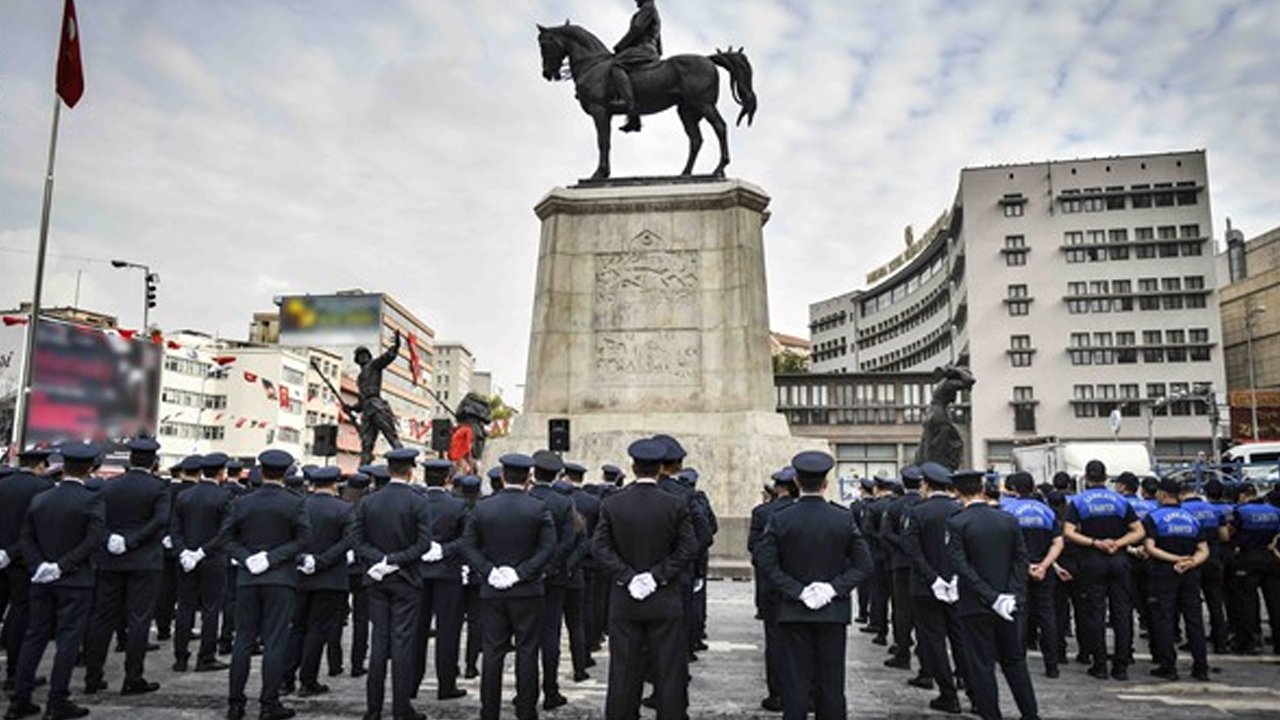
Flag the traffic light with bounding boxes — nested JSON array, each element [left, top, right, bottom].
[[146, 273, 159, 309]]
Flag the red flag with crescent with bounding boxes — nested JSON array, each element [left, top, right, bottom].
[[56, 0, 84, 108]]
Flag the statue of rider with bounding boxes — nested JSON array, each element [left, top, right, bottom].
[[347, 330, 403, 465], [611, 0, 662, 133]]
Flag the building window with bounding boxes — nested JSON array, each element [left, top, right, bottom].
[[1074, 384, 1096, 417], [1176, 181, 1198, 206], [1148, 383, 1168, 416], [1013, 386, 1036, 432], [1061, 190, 1081, 214], [1142, 329, 1164, 363], [1106, 187, 1126, 210], [1004, 203, 1024, 218], [1153, 183, 1175, 207], [1004, 235, 1027, 266], [1131, 184, 1153, 208], [1009, 335, 1033, 367]]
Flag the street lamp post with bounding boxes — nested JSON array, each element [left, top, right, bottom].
[[110, 259, 154, 330]]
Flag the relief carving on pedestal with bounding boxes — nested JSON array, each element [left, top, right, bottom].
[[594, 230, 700, 329], [594, 331, 701, 386]]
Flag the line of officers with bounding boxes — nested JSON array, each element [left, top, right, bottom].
[[750, 458, 1280, 720], [0, 433, 718, 720]]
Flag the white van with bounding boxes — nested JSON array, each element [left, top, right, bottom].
[[1223, 441, 1280, 482]]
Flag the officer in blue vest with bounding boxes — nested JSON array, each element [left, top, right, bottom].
[[1062, 460, 1145, 680], [1179, 481, 1230, 654], [1141, 477, 1210, 681], [1003, 471, 1064, 678], [1226, 485, 1280, 655]]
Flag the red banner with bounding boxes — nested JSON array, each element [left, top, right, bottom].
[[1229, 407, 1280, 442], [279, 385, 290, 409]]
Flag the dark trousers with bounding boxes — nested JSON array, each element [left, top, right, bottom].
[[284, 589, 346, 686], [867, 560, 889, 633], [366, 580, 421, 719], [1026, 575, 1059, 672], [777, 622, 847, 720], [1199, 551, 1227, 650], [463, 585, 482, 671], [0, 571, 9, 653], [681, 581, 697, 654], [83, 570, 160, 686], [1231, 550, 1280, 652], [959, 613, 1040, 720], [856, 575, 872, 619], [580, 568, 598, 650], [229, 585, 294, 707], [414, 578, 464, 693], [219, 564, 237, 646], [563, 586, 590, 673], [13, 585, 92, 706], [606, 610, 687, 720], [2, 567, 32, 680], [762, 605, 782, 699], [890, 567, 916, 661], [537, 584, 566, 697], [589, 568, 610, 648], [1077, 552, 1133, 666], [1147, 566, 1207, 673], [174, 557, 226, 662], [480, 595, 543, 720], [349, 574, 369, 670], [912, 595, 968, 701], [154, 557, 178, 636]]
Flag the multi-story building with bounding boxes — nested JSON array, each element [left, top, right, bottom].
[[433, 342, 475, 415], [1219, 223, 1280, 441], [471, 370, 493, 399], [808, 151, 1226, 470]]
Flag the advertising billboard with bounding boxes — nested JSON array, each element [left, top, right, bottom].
[[0, 321, 26, 449], [278, 294, 384, 347], [23, 318, 162, 448]]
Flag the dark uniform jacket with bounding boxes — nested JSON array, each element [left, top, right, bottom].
[[592, 482, 698, 621], [171, 480, 232, 554], [421, 487, 468, 582], [528, 483, 575, 586], [902, 493, 961, 597], [754, 496, 872, 624], [459, 487, 556, 600], [946, 502, 1029, 618], [297, 492, 355, 592], [657, 475, 712, 579], [354, 481, 434, 588], [162, 479, 196, 558], [749, 496, 794, 615], [880, 490, 923, 571], [96, 468, 170, 572], [0, 470, 55, 567], [569, 487, 602, 570], [19, 478, 106, 588], [863, 496, 891, 564], [220, 484, 310, 588]]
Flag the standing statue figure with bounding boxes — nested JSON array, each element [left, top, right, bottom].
[[611, 0, 662, 133], [913, 365, 976, 471], [537, 1, 757, 180], [346, 331, 403, 465], [447, 393, 493, 475]]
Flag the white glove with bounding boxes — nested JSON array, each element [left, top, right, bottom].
[[930, 576, 951, 603], [992, 593, 1017, 622], [460, 565, 470, 585], [367, 557, 400, 583], [179, 548, 205, 573], [31, 562, 62, 584], [346, 549, 356, 566], [627, 572, 658, 601], [161, 535, 173, 550], [945, 576, 960, 604], [0, 549, 10, 570], [488, 567, 513, 590], [422, 542, 444, 563], [245, 551, 270, 576], [107, 534, 127, 556], [501, 566, 519, 587], [298, 554, 317, 575], [800, 582, 836, 610], [694, 578, 705, 593]]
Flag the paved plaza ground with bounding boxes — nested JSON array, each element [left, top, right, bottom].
[[13, 580, 1279, 719]]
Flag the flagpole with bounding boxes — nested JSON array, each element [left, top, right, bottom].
[[13, 94, 64, 449]]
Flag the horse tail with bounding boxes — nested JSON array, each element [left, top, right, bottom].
[[710, 48, 757, 127]]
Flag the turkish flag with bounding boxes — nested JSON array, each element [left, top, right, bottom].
[[2, 315, 29, 327], [166, 340, 182, 350], [56, 0, 84, 108], [243, 371, 259, 383], [279, 385, 290, 409], [118, 329, 137, 340], [235, 418, 247, 429], [407, 333, 422, 386], [212, 355, 237, 366]]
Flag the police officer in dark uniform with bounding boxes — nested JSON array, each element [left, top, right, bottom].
[[217, 459, 249, 656], [860, 476, 895, 646], [754, 451, 872, 720], [592, 439, 697, 720], [459, 454, 556, 720], [171, 452, 235, 673], [902, 462, 967, 713], [6, 442, 105, 720], [82, 438, 170, 696], [881, 466, 927, 676], [282, 466, 354, 697], [1179, 480, 1230, 654], [679, 467, 717, 654], [588, 464, 625, 649], [453, 474, 484, 680], [528, 450, 575, 710], [1001, 471, 1065, 678], [561, 462, 601, 682], [946, 470, 1040, 720], [851, 477, 876, 624], [412, 458, 469, 701], [0, 447, 55, 693], [155, 456, 199, 643], [653, 435, 711, 662], [749, 466, 796, 712], [1226, 485, 1280, 655], [341, 470, 374, 678], [1143, 478, 1210, 681], [1062, 460, 1145, 680], [354, 448, 433, 720], [222, 449, 311, 720]]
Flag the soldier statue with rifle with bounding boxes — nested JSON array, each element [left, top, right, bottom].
[[343, 331, 404, 465]]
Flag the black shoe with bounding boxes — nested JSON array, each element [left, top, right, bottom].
[[907, 674, 934, 690], [297, 683, 329, 697], [884, 655, 911, 670], [858, 625, 882, 634], [871, 635, 887, 646], [929, 695, 962, 714], [437, 688, 466, 701], [543, 693, 568, 711], [462, 667, 478, 680], [279, 680, 296, 696], [855, 615, 869, 624], [42, 703, 89, 720], [1111, 663, 1129, 681], [887, 644, 900, 656], [4, 702, 41, 720], [84, 677, 108, 695], [1191, 668, 1210, 682], [145, 643, 160, 652], [1075, 652, 1092, 665], [1045, 666, 1060, 679], [584, 656, 596, 669], [121, 679, 160, 695], [573, 670, 589, 682], [327, 666, 344, 678], [760, 696, 782, 712], [688, 653, 698, 663], [226, 703, 246, 720], [1087, 664, 1109, 680], [351, 667, 368, 678], [195, 659, 229, 672], [1149, 666, 1178, 681], [258, 704, 295, 720], [172, 657, 189, 672]]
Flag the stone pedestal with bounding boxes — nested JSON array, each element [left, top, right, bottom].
[[492, 178, 818, 560]]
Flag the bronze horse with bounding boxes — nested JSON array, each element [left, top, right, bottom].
[[537, 23, 757, 180]]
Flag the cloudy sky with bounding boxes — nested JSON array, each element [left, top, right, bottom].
[[2, 0, 1278, 404]]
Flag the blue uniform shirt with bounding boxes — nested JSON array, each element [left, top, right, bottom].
[[1180, 498, 1222, 539], [1142, 504, 1203, 557], [1003, 496, 1061, 563], [1231, 502, 1280, 551], [1066, 486, 1137, 541]]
